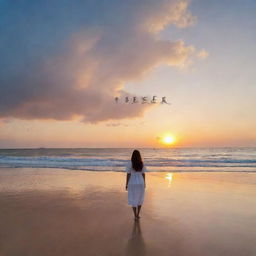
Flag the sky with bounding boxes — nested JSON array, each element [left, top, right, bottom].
[[0, 0, 256, 148]]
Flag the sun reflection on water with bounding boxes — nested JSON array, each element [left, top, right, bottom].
[[165, 173, 173, 187]]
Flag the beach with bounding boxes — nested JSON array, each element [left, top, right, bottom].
[[0, 168, 256, 256]]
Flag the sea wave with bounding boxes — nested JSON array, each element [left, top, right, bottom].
[[0, 153, 256, 172]]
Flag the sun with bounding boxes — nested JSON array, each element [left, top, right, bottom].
[[162, 135, 176, 145]]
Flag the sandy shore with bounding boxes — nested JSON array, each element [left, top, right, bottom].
[[0, 168, 256, 256]]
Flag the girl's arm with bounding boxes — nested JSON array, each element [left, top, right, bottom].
[[126, 173, 131, 190], [142, 173, 146, 188]]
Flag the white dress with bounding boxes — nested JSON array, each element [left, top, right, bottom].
[[126, 160, 147, 207]]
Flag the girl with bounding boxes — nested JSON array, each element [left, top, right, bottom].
[[125, 149, 146, 220]]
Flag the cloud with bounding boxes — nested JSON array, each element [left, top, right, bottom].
[[0, 0, 196, 123], [197, 49, 209, 59]]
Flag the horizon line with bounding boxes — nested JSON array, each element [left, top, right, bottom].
[[0, 146, 256, 150]]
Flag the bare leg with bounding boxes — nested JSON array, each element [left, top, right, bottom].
[[132, 207, 137, 218], [137, 205, 142, 218]]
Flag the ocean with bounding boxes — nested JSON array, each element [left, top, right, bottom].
[[0, 147, 256, 172]]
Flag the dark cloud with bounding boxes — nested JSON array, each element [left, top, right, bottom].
[[0, 0, 195, 123]]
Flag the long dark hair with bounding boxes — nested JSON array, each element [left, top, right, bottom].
[[131, 149, 143, 172]]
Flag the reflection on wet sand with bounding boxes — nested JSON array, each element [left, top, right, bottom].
[[165, 172, 173, 187], [0, 168, 256, 256], [125, 220, 146, 256]]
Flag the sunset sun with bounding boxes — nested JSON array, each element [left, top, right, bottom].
[[161, 135, 176, 145]]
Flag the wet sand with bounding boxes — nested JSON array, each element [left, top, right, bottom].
[[0, 168, 256, 256]]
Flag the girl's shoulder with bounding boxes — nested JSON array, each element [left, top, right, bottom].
[[126, 160, 132, 167], [125, 160, 133, 173], [142, 163, 148, 172], [126, 160, 147, 172]]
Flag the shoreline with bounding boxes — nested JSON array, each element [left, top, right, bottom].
[[1, 166, 256, 173]]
